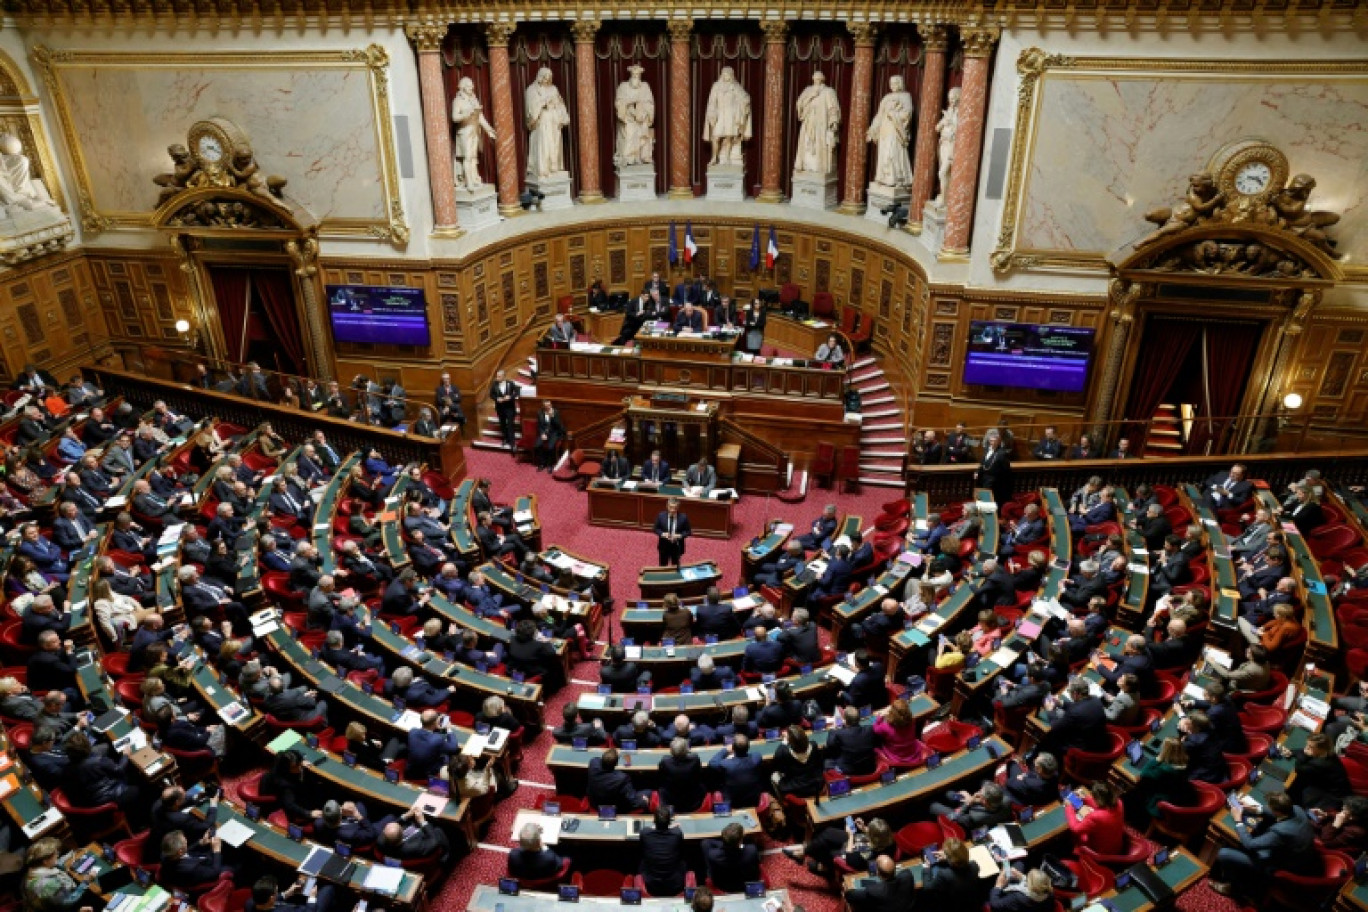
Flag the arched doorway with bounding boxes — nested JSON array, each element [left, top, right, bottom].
[[204, 265, 308, 376]]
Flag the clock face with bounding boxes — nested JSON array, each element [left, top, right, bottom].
[[197, 134, 224, 164], [1234, 161, 1272, 196]]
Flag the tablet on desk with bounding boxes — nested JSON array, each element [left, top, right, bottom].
[[598, 807, 617, 821]]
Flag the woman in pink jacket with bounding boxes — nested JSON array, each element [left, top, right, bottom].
[[874, 699, 930, 767]]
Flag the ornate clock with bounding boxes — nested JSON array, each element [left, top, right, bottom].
[[186, 117, 250, 171], [1208, 139, 1289, 207]]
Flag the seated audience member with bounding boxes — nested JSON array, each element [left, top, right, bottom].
[[1209, 791, 1319, 901], [690, 653, 735, 691], [246, 874, 337, 912], [407, 710, 461, 781], [552, 703, 607, 746], [825, 705, 877, 776], [613, 710, 663, 749], [709, 734, 766, 808], [1287, 732, 1352, 811], [262, 675, 328, 725], [839, 649, 887, 709], [160, 830, 229, 893], [376, 803, 450, 863], [1315, 796, 1368, 855], [342, 721, 386, 771], [600, 644, 647, 693], [846, 855, 919, 912], [639, 806, 687, 896], [928, 780, 1013, 831], [771, 725, 824, 798], [873, 698, 929, 768], [988, 868, 1056, 912], [702, 822, 760, 893], [1038, 678, 1109, 758], [587, 747, 648, 813], [509, 821, 563, 881], [1178, 711, 1228, 784], [22, 836, 88, 912], [1003, 753, 1061, 808], [783, 817, 895, 877], [259, 750, 317, 823], [1065, 781, 1125, 854], [658, 737, 707, 812]]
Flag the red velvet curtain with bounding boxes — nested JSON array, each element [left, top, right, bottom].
[[250, 268, 306, 376], [1187, 321, 1265, 454], [1122, 316, 1198, 450], [207, 267, 251, 365]]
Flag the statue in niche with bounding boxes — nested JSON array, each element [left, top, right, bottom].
[[931, 87, 961, 208], [0, 133, 57, 215], [450, 77, 496, 191], [613, 65, 655, 167], [793, 71, 841, 175], [704, 66, 752, 168], [865, 75, 914, 189], [524, 67, 571, 179]]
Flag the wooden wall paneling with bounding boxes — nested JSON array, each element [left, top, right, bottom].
[[0, 252, 105, 383]]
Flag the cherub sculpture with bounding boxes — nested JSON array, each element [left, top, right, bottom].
[[153, 144, 195, 205], [227, 147, 288, 200], [1271, 174, 1339, 254], [1136, 172, 1225, 249]]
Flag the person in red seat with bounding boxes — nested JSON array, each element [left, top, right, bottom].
[[1065, 780, 1125, 855], [874, 698, 929, 768]]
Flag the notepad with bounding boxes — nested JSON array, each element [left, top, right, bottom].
[[988, 646, 1020, 668], [461, 733, 489, 758], [216, 818, 255, 848], [577, 693, 608, 710], [363, 865, 405, 895]]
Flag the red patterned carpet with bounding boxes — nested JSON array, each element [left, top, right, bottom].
[[228, 448, 1235, 912]]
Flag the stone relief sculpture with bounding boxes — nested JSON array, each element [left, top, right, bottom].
[[524, 67, 570, 179], [450, 76, 496, 191], [865, 75, 914, 189], [704, 67, 752, 167], [0, 131, 72, 265], [613, 65, 655, 167], [793, 72, 841, 175], [931, 87, 960, 209]]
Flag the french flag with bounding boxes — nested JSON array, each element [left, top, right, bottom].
[[765, 226, 779, 269], [684, 222, 698, 264]]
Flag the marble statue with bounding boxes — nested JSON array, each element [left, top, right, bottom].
[[451, 77, 496, 191], [704, 67, 752, 167], [793, 72, 841, 175], [865, 76, 914, 189], [613, 65, 655, 167], [0, 133, 56, 214], [524, 67, 570, 179], [932, 87, 961, 209]]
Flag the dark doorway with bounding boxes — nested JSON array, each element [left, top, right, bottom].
[[1122, 315, 1265, 455], [205, 265, 308, 377]]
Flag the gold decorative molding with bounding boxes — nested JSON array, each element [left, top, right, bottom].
[[29, 43, 408, 248], [918, 24, 949, 52], [990, 50, 1368, 277], [665, 19, 695, 42], [760, 20, 790, 43], [484, 22, 516, 47], [405, 23, 448, 52], [570, 19, 601, 43], [959, 26, 1000, 57]]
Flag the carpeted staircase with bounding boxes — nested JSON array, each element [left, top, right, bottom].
[[849, 356, 906, 489], [473, 357, 539, 452]]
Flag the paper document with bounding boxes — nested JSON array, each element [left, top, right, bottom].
[[363, 865, 406, 895], [987, 646, 1020, 668], [1203, 647, 1233, 670], [21, 807, 62, 838], [828, 664, 856, 685], [216, 819, 255, 848], [511, 810, 563, 845], [461, 734, 489, 758]]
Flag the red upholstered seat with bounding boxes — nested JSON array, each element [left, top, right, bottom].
[[1063, 731, 1126, 785], [812, 443, 836, 488], [1269, 850, 1355, 912], [838, 446, 861, 493], [1149, 781, 1224, 844]]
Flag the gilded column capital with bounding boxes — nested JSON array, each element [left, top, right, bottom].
[[848, 22, 880, 47], [919, 23, 950, 52], [960, 26, 1000, 57], [570, 19, 600, 43], [484, 21, 516, 48], [760, 19, 789, 43], [666, 18, 694, 42], [405, 23, 447, 52]]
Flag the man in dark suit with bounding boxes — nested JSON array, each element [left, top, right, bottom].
[[1148, 619, 1203, 670], [689, 654, 736, 690], [997, 665, 1051, 712], [917, 429, 945, 465], [1210, 790, 1319, 900], [600, 450, 631, 481], [712, 294, 739, 328], [1204, 463, 1254, 510], [840, 650, 887, 710], [709, 735, 765, 807], [509, 822, 563, 881], [1099, 634, 1157, 698], [944, 423, 972, 464], [552, 702, 608, 745], [673, 302, 704, 332], [1003, 753, 1061, 807], [778, 608, 822, 664], [1134, 503, 1173, 552], [263, 676, 327, 725], [825, 706, 878, 775], [754, 540, 805, 588], [600, 645, 646, 693], [1058, 559, 1108, 611], [434, 374, 465, 432], [14, 362, 57, 393], [847, 856, 918, 912], [998, 504, 1046, 557], [150, 787, 216, 860], [15, 406, 47, 446], [1038, 678, 1110, 757], [376, 805, 450, 862], [640, 450, 671, 484], [1032, 426, 1065, 460], [976, 428, 1013, 505], [694, 589, 741, 641], [1180, 711, 1229, 784], [52, 501, 98, 554], [639, 807, 687, 896], [654, 497, 691, 567], [489, 370, 520, 449], [476, 513, 527, 562], [587, 748, 648, 812], [406, 710, 460, 780], [657, 741, 707, 812], [1148, 535, 1193, 604], [1108, 437, 1135, 459], [1069, 487, 1118, 534], [796, 504, 839, 551], [741, 627, 784, 674], [160, 830, 229, 892], [702, 822, 760, 893], [810, 544, 853, 602]]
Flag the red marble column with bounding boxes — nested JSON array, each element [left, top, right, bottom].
[[484, 22, 522, 217], [838, 23, 878, 215], [941, 27, 998, 256], [906, 24, 949, 233], [571, 19, 605, 204], [408, 24, 460, 233], [756, 20, 789, 203], [666, 19, 694, 199]]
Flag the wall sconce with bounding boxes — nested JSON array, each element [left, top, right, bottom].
[[175, 318, 201, 351], [1282, 392, 1303, 411], [1277, 391, 1304, 433]]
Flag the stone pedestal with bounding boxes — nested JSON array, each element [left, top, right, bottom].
[[525, 172, 574, 212], [864, 182, 910, 225], [790, 172, 838, 211], [616, 164, 657, 202], [705, 164, 746, 202], [454, 185, 500, 232], [919, 201, 947, 249]]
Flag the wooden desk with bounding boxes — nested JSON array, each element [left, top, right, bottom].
[[469, 885, 789, 912], [542, 545, 612, 602], [508, 807, 759, 849], [587, 483, 735, 539], [638, 562, 722, 599], [741, 524, 792, 581], [637, 332, 739, 365], [764, 314, 840, 359], [1253, 488, 1337, 664]]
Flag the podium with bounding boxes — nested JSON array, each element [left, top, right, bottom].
[[625, 395, 719, 471]]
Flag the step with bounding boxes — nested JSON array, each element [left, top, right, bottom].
[[862, 435, 907, 445], [1150, 427, 1182, 438], [859, 463, 903, 475], [863, 407, 899, 419], [862, 449, 906, 458], [858, 476, 905, 489], [471, 439, 512, 451], [863, 394, 894, 406], [855, 380, 890, 393], [852, 357, 876, 371], [849, 369, 883, 385], [863, 421, 903, 432], [1147, 440, 1184, 450]]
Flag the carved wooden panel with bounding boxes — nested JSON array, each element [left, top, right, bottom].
[[880, 279, 892, 319], [1321, 351, 1355, 399], [609, 250, 626, 285], [931, 323, 954, 367], [569, 254, 585, 291], [534, 261, 549, 300], [849, 268, 863, 307]]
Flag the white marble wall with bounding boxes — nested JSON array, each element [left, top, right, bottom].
[[969, 28, 1368, 293]]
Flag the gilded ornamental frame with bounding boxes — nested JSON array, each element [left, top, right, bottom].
[[989, 49, 1368, 279], [29, 43, 409, 248]]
